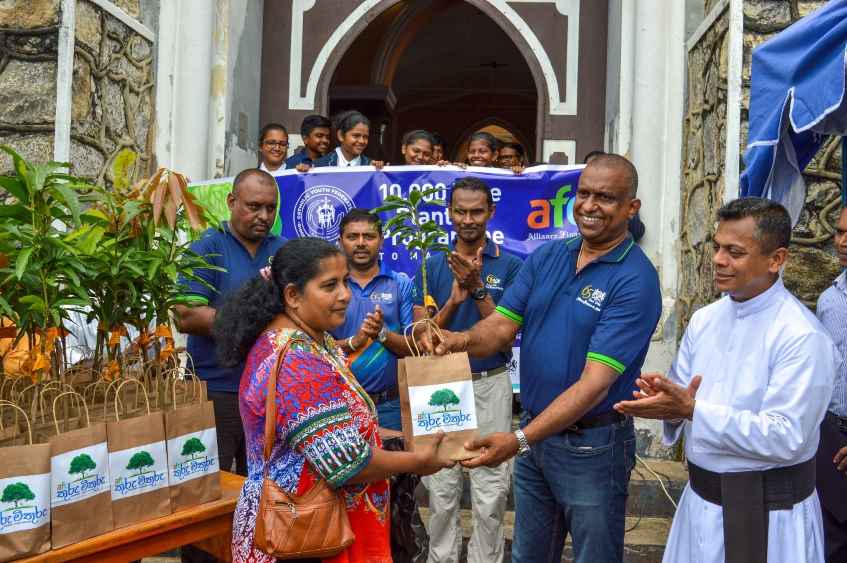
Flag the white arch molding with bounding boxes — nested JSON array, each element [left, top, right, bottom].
[[287, 0, 579, 116]]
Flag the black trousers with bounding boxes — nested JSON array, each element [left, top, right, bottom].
[[208, 390, 248, 476], [383, 437, 429, 563], [816, 413, 847, 563]]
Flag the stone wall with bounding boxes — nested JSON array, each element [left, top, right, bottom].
[[679, 0, 842, 335], [72, 0, 155, 187], [0, 0, 155, 189], [677, 8, 728, 334], [0, 0, 60, 169]]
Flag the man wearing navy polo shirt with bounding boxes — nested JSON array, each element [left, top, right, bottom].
[[330, 208, 426, 563], [432, 155, 661, 563], [415, 177, 523, 563], [174, 169, 285, 477], [284, 114, 331, 170]]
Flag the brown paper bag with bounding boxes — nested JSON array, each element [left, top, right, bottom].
[[399, 352, 479, 461], [164, 383, 221, 511], [48, 392, 114, 548], [0, 401, 51, 562], [106, 380, 171, 528]]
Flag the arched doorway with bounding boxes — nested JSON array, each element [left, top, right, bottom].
[[326, 1, 540, 163]]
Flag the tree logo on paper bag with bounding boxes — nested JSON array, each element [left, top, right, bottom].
[[428, 389, 460, 412], [181, 437, 206, 461], [1, 483, 34, 509], [69, 453, 97, 480], [126, 450, 155, 476]]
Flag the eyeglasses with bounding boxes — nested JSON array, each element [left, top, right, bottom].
[[263, 140, 288, 148]]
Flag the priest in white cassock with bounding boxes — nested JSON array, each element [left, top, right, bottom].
[[615, 197, 836, 563]]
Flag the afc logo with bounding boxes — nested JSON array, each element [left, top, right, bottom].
[[527, 184, 575, 229]]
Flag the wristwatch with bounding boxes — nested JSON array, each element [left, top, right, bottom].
[[377, 327, 388, 343], [514, 429, 531, 457], [471, 286, 488, 301]]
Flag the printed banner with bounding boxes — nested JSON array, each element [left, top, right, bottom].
[[275, 164, 581, 276], [409, 380, 479, 436], [0, 473, 50, 534], [167, 428, 220, 485], [51, 441, 110, 508], [189, 165, 585, 393], [108, 441, 169, 500]]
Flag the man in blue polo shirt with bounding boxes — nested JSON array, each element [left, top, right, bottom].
[[330, 208, 426, 563], [431, 154, 661, 563], [174, 169, 285, 477], [414, 177, 523, 563]]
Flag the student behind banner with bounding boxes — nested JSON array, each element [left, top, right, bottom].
[[257, 123, 288, 176], [330, 208, 427, 563], [173, 169, 286, 477], [465, 131, 501, 167], [310, 110, 385, 168], [285, 114, 331, 170], [414, 177, 523, 563], [401, 129, 435, 165], [432, 132, 446, 163]]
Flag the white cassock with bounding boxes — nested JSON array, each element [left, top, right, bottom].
[[662, 279, 835, 563]]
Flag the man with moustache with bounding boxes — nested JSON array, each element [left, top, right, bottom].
[[430, 155, 661, 563], [815, 205, 847, 561], [174, 169, 285, 477], [330, 208, 426, 563], [616, 198, 835, 563], [413, 177, 523, 563]]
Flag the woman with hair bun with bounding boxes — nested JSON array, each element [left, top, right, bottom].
[[220, 238, 451, 563]]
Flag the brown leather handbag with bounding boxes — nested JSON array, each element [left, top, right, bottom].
[[253, 338, 355, 559]]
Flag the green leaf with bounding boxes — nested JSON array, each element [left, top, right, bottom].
[[0, 295, 16, 319], [14, 247, 33, 280], [409, 189, 422, 207], [51, 182, 82, 226], [0, 176, 28, 203]]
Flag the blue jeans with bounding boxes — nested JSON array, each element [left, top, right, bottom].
[[376, 397, 402, 431], [512, 414, 636, 563]]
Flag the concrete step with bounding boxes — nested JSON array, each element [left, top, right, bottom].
[[419, 507, 672, 563], [417, 457, 687, 519]]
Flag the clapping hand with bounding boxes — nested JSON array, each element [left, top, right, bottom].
[[613, 373, 702, 421], [360, 305, 384, 340], [448, 246, 484, 290]]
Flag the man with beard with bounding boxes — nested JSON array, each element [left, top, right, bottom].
[[414, 177, 523, 563], [428, 155, 661, 563], [330, 208, 426, 563], [615, 198, 834, 563], [174, 169, 285, 477]]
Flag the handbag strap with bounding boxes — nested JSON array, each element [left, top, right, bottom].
[[263, 337, 307, 466]]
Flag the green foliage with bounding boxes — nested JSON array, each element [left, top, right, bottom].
[[0, 145, 221, 376], [1, 482, 35, 508], [69, 453, 97, 478], [126, 450, 155, 474], [180, 437, 206, 459], [372, 186, 448, 315], [428, 388, 461, 411]]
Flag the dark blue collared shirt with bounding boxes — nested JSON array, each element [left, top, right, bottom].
[[414, 239, 523, 372], [179, 223, 286, 393], [285, 150, 320, 169], [496, 235, 661, 418]]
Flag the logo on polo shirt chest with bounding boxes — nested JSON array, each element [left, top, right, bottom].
[[577, 284, 606, 312], [484, 274, 503, 291], [369, 292, 394, 305]]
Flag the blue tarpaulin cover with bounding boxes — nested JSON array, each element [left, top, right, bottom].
[[740, 0, 847, 223]]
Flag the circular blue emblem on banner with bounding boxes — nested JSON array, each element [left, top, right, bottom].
[[293, 185, 355, 240]]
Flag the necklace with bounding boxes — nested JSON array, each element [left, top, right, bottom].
[[577, 241, 589, 271]]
